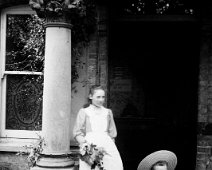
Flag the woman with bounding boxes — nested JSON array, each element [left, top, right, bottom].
[[73, 85, 124, 170]]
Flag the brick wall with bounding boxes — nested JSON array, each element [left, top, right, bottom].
[[86, 5, 108, 102], [197, 10, 212, 169], [196, 136, 212, 170]]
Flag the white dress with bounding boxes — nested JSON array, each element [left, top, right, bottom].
[[73, 105, 123, 170]]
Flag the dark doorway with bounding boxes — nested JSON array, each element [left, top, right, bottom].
[[108, 19, 199, 170]]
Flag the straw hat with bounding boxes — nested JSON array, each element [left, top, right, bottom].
[[137, 150, 177, 170]]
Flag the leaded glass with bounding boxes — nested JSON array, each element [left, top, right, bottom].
[[6, 75, 43, 130]]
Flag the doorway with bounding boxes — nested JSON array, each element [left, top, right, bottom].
[[108, 19, 199, 170]]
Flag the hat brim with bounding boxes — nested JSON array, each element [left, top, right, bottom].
[[137, 150, 177, 170]]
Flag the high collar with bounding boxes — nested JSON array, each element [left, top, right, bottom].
[[90, 104, 103, 110]]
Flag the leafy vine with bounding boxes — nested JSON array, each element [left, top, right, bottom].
[[7, 0, 96, 84], [17, 134, 46, 167]]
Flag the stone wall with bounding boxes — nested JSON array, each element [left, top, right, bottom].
[[0, 152, 29, 170]]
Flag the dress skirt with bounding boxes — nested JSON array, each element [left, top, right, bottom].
[[79, 132, 124, 170]]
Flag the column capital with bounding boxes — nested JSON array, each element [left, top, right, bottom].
[[29, 0, 85, 23]]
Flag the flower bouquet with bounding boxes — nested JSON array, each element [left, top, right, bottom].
[[80, 142, 107, 170]]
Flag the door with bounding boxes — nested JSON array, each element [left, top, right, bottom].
[[108, 19, 199, 170]]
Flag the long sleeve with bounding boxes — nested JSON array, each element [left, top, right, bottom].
[[73, 108, 86, 144], [108, 109, 117, 139]]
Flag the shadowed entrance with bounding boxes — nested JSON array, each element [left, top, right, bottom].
[[109, 19, 199, 170]]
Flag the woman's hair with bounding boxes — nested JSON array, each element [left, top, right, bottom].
[[83, 85, 105, 108], [150, 161, 168, 170], [89, 85, 105, 95]]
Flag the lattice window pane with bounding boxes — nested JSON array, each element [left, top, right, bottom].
[[6, 75, 43, 130]]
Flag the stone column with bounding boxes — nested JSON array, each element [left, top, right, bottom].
[[29, 0, 78, 169]]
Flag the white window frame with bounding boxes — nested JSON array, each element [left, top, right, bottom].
[[0, 5, 43, 139]]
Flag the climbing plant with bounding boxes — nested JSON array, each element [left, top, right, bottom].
[[118, 0, 195, 15], [7, 0, 97, 83]]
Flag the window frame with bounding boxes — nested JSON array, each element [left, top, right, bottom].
[[0, 5, 43, 139]]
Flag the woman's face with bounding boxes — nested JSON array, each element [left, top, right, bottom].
[[89, 89, 105, 107]]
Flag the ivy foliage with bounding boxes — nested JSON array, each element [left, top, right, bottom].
[[29, 0, 97, 44], [7, 0, 97, 83], [116, 0, 195, 15]]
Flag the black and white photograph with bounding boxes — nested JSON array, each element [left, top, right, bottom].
[[0, 0, 209, 170]]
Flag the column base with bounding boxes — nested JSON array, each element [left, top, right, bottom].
[[31, 153, 76, 169], [36, 156, 75, 167]]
